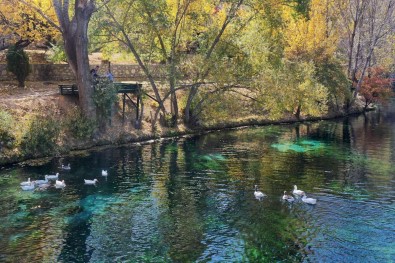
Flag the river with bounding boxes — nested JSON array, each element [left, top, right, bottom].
[[0, 103, 394, 262]]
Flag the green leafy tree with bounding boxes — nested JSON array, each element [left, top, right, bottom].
[[256, 61, 328, 120], [6, 45, 31, 87], [0, 109, 15, 149], [93, 78, 119, 125]]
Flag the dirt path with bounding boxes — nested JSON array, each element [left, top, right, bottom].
[[0, 82, 61, 114]]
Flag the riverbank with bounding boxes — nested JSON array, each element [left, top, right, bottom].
[[0, 81, 368, 166]]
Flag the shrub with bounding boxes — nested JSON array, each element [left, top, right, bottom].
[[359, 67, 393, 109], [63, 107, 96, 139], [6, 45, 31, 87], [46, 43, 67, 63], [20, 115, 60, 158], [93, 78, 119, 123], [0, 109, 16, 149]]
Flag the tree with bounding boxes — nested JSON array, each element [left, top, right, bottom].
[[359, 67, 393, 109], [336, 0, 395, 96], [98, 0, 253, 127], [283, 0, 338, 63], [255, 61, 328, 120], [0, 0, 60, 50], [17, 0, 98, 121], [6, 45, 31, 87]]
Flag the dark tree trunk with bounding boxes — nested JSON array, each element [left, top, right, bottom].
[[75, 4, 96, 120], [295, 105, 301, 120], [53, 0, 96, 121]]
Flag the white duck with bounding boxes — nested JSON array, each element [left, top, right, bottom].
[[101, 170, 108, 176], [55, 180, 66, 188], [302, 195, 317, 205], [84, 179, 99, 185], [254, 185, 266, 199], [293, 185, 305, 196], [35, 178, 49, 185], [21, 182, 35, 191], [61, 164, 71, 170], [37, 183, 51, 190], [45, 173, 59, 180], [282, 191, 295, 202], [20, 178, 32, 186]]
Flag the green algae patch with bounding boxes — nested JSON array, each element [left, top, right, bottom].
[[271, 139, 324, 153]]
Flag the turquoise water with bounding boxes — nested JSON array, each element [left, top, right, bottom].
[[1, 105, 395, 262]]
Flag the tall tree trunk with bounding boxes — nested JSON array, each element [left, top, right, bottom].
[[184, 85, 198, 126], [169, 51, 178, 127], [75, 5, 96, 119], [19, 0, 97, 121], [295, 105, 302, 120]]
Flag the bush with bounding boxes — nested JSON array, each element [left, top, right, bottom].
[[46, 43, 67, 63], [6, 45, 31, 87], [20, 115, 60, 158], [63, 107, 96, 139], [93, 78, 118, 122], [0, 110, 16, 149]]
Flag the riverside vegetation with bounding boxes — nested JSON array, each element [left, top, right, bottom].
[[0, 0, 394, 165]]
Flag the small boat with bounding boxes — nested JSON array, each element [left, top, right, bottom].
[[101, 170, 108, 176]]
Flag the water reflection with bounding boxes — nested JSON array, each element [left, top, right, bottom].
[[1, 103, 395, 262]]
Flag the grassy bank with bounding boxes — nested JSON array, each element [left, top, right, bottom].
[[0, 81, 368, 166]]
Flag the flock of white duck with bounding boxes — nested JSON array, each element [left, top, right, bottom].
[[20, 163, 108, 191], [254, 185, 317, 205], [21, 166, 315, 205]]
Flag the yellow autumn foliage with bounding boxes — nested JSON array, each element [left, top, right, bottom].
[[283, 0, 338, 62], [0, 0, 60, 43], [256, 60, 328, 120]]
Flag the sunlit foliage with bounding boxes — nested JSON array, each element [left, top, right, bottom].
[[256, 60, 328, 120], [0, 0, 60, 45]]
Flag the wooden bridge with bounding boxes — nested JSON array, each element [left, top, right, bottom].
[[59, 82, 143, 124]]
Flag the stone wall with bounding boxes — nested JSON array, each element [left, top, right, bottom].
[[0, 63, 166, 82]]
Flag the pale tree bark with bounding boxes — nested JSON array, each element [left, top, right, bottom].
[[354, 0, 395, 96], [337, 0, 367, 80], [338, 0, 395, 97]]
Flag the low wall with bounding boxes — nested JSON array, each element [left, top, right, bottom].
[[0, 63, 166, 82]]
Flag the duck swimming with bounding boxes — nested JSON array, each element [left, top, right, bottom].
[[55, 180, 66, 188], [254, 185, 266, 200], [20, 178, 32, 186], [293, 185, 305, 196], [45, 173, 59, 180], [302, 195, 317, 205], [84, 179, 99, 185], [61, 164, 71, 170], [282, 191, 295, 202], [21, 182, 35, 191]]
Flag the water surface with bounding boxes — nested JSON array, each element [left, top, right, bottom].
[[1, 104, 394, 262]]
